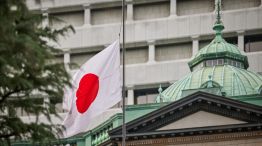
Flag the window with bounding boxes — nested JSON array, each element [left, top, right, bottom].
[[49, 11, 84, 28], [71, 52, 97, 69], [136, 94, 158, 104], [206, 60, 213, 67], [236, 62, 241, 68], [134, 86, 168, 105], [225, 36, 238, 45], [213, 60, 218, 66], [134, 1, 170, 20], [135, 88, 158, 104], [156, 42, 192, 61], [204, 59, 243, 68], [233, 60, 237, 67], [225, 59, 243, 68], [91, 6, 124, 25], [222, 0, 261, 11], [227, 59, 232, 65], [218, 59, 224, 65], [121, 47, 148, 65], [245, 34, 262, 52], [177, 0, 214, 16]]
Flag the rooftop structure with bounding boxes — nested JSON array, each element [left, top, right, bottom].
[[157, 0, 262, 105]]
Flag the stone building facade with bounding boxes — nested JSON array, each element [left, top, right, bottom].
[[13, 0, 262, 146], [25, 0, 262, 109]]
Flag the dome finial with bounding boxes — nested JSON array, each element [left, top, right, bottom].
[[215, 0, 222, 24], [213, 0, 224, 36]]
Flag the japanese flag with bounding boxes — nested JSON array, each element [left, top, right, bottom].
[[63, 40, 121, 137]]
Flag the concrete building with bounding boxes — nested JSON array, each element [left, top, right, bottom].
[[14, 0, 262, 145], [25, 0, 262, 109]]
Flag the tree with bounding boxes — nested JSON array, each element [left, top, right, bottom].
[[0, 0, 74, 145]]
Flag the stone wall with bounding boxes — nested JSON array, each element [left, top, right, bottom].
[[123, 47, 148, 64], [50, 11, 84, 28], [26, 0, 262, 108], [155, 42, 192, 61], [134, 1, 170, 20], [223, 0, 261, 11], [91, 6, 123, 25], [177, 0, 214, 16]]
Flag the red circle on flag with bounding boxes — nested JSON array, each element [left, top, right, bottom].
[[76, 73, 99, 114]]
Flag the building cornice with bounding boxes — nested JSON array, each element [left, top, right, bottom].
[[117, 130, 262, 146], [110, 92, 262, 135]]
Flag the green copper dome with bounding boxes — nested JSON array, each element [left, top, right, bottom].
[[157, 65, 262, 105], [188, 9, 248, 70], [188, 33, 249, 70], [157, 0, 262, 106]]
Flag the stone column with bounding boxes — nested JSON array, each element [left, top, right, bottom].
[[237, 30, 245, 52], [170, 0, 177, 17], [41, 8, 49, 27], [126, 0, 133, 21], [83, 4, 91, 26], [191, 35, 199, 56], [64, 50, 70, 71], [127, 88, 134, 105], [147, 40, 156, 63]]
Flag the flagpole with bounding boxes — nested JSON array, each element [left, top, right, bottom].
[[121, 0, 126, 146]]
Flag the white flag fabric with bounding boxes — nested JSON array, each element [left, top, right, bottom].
[[62, 86, 71, 111], [62, 72, 78, 112], [63, 40, 121, 138]]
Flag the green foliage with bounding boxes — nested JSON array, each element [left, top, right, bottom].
[[0, 0, 74, 145]]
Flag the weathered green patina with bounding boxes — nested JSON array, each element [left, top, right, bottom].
[[157, 65, 262, 105], [12, 103, 166, 146], [157, 0, 262, 106]]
